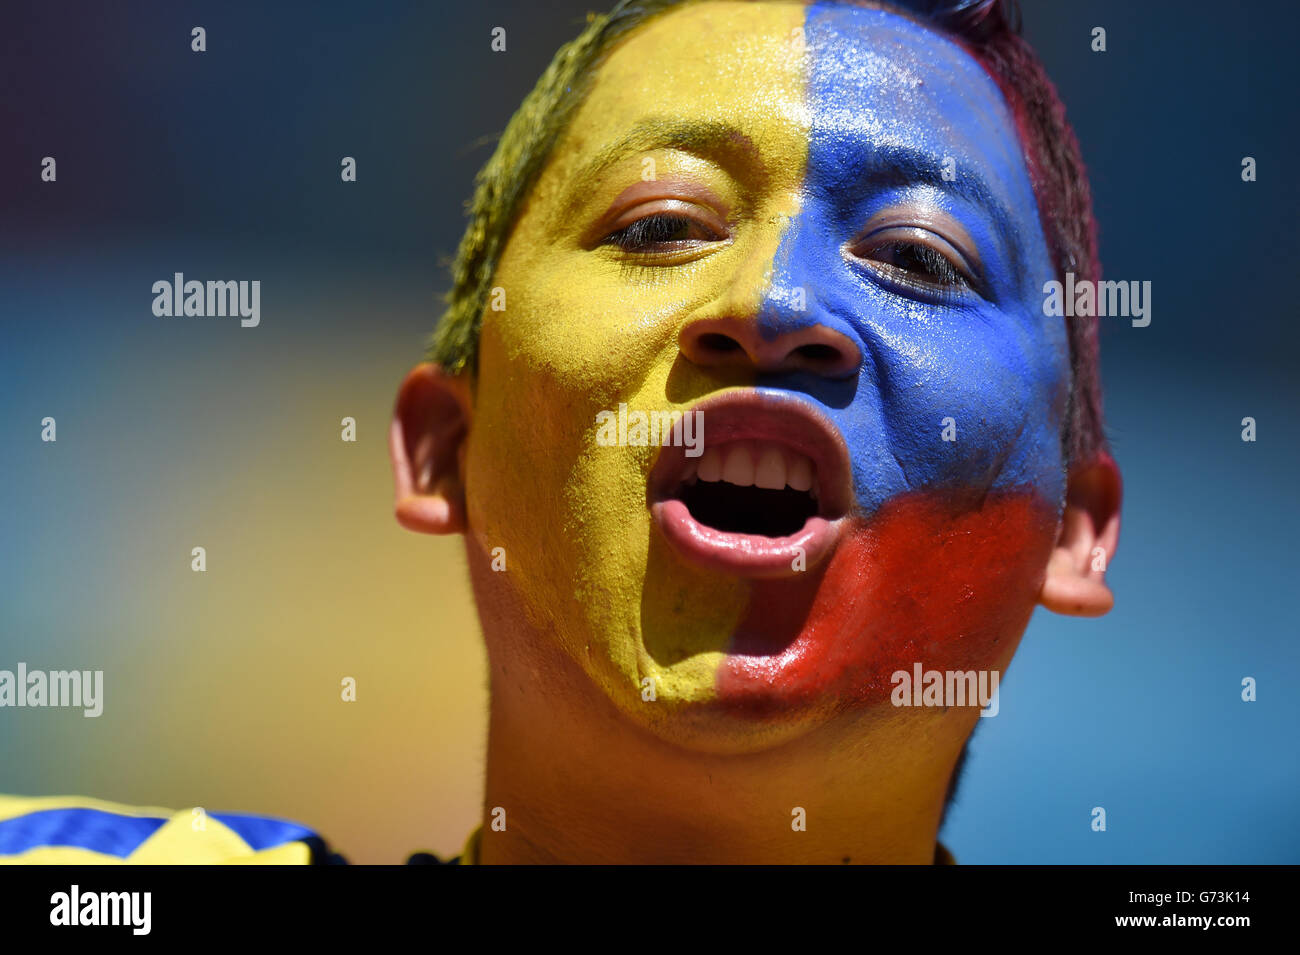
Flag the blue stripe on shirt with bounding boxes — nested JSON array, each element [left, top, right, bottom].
[[0, 807, 166, 857]]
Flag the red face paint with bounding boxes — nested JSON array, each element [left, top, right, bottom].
[[716, 490, 1058, 714]]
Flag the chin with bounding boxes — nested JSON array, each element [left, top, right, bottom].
[[610, 672, 839, 756]]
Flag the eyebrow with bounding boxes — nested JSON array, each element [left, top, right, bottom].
[[823, 136, 1027, 271], [573, 119, 1010, 222], [558, 116, 1029, 272], [557, 118, 767, 220], [582, 117, 765, 179]]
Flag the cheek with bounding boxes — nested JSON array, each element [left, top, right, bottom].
[[882, 319, 1064, 484], [469, 248, 667, 528], [466, 314, 641, 649], [463, 323, 572, 580], [812, 319, 1067, 519], [469, 297, 699, 688], [485, 238, 688, 405]]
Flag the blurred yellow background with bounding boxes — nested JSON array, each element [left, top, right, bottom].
[[4, 277, 488, 864]]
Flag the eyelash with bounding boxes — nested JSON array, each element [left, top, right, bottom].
[[863, 240, 967, 289], [602, 213, 720, 252], [849, 233, 984, 302]]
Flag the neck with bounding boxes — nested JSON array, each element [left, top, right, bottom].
[[474, 608, 967, 865]]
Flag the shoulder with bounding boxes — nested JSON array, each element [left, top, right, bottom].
[[0, 794, 346, 865]]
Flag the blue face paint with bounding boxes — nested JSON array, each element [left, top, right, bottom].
[[756, 4, 1069, 517]]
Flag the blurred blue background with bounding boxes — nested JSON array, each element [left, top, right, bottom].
[[1, 0, 1296, 862]]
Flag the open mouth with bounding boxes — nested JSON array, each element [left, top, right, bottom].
[[649, 392, 853, 578], [677, 444, 820, 537]]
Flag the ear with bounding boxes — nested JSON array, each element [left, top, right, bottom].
[[389, 362, 471, 535], [1039, 451, 1122, 617]]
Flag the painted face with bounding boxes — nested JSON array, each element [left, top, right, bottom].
[[467, 0, 1068, 749]]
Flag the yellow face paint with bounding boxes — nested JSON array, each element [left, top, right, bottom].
[[467, 1, 810, 737]]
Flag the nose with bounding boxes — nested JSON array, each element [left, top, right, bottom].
[[678, 316, 861, 378]]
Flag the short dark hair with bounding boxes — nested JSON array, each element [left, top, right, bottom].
[[429, 0, 1107, 467]]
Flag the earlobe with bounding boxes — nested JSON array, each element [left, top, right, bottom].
[[1039, 452, 1122, 617], [389, 362, 471, 535]]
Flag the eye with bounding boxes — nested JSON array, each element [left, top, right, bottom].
[[601, 210, 724, 253], [847, 226, 982, 299], [867, 240, 964, 286]]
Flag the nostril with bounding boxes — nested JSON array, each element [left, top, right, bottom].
[[785, 328, 861, 377], [680, 318, 861, 377], [697, 332, 744, 355], [793, 343, 842, 365]]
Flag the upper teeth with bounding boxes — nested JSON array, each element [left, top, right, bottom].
[[688, 441, 817, 495]]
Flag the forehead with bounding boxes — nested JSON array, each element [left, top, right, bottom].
[[555, 0, 1035, 225], [803, 2, 1025, 175], [554, 0, 810, 194]]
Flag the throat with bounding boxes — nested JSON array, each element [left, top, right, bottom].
[[677, 482, 817, 537]]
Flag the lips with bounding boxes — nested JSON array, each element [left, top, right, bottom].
[[648, 391, 853, 578]]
